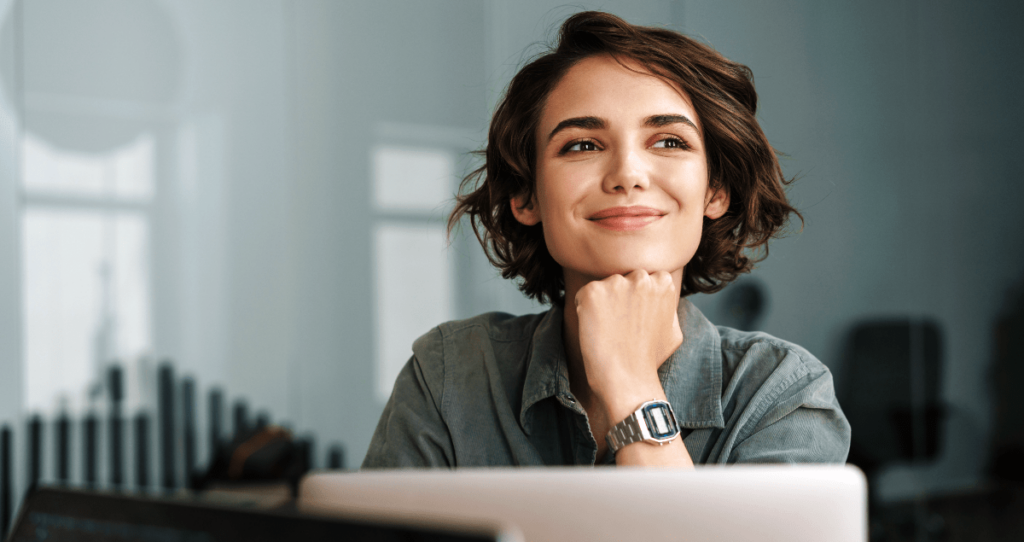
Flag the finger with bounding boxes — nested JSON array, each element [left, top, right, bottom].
[[574, 281, 594, 307], [624, 268, 649, 282]]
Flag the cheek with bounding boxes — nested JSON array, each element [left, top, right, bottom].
[[533, 167, 579, 225], [537, 205, 576, 267]]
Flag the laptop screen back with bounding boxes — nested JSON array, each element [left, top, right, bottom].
[[300, 466, 867, 542]]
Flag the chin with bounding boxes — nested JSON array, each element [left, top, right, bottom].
[[590, 257, 687, 278], [603, 247, 692, 274], [552, 239, 696, 280]]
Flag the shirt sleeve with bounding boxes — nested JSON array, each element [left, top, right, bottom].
[[361, 328, 455, 468], [729, 354, 852, 464]]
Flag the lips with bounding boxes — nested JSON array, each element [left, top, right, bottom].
[[587, 206, 665, 220], [587, 206, 666, 231]]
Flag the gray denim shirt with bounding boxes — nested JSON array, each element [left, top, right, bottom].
[[362, 298, 850, 468]]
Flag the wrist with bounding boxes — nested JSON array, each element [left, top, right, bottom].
[[605, 398, 682, 455], [595, 377, 667, 424]]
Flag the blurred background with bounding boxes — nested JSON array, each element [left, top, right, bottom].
[[0, 0, 1022, 539]]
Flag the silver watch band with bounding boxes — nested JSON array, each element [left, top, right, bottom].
[[606, 410, 646, 453]]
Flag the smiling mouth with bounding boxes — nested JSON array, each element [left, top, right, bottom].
[[588, 206, 665, 231]]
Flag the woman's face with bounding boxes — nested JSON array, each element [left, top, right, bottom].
[[512, 54, 729, 288]]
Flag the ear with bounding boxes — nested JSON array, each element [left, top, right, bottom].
[[703, 184, 730, 220], [510, 192, 541, 226]]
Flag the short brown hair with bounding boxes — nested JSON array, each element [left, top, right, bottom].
[[448, 11, 801, 305]]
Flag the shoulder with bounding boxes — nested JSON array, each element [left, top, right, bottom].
[[413, 311, 548, 357], [411, 310, 549, 378], [713, 327, 850, 463], [716, 327, 838, 413], [438, 311, 547, 343], [408, 310, 549, 417], [718, 327, 825, 374]]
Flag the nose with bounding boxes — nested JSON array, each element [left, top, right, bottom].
[[601, 147, 650, 194]]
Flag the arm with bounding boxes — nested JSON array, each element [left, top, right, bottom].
[[361, 342, 454, 468], [573, 269, 694, 467]]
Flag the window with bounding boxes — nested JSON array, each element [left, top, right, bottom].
[[371, 141, 458, 402], [21, 133, 154, 414]]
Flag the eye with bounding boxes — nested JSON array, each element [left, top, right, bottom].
[[651, 137, 689, 150], [560, 139, 600, 154]]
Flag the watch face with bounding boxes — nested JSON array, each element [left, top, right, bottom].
[[642, 402, 679, 439]]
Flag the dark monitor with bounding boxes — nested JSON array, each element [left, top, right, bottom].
[[6, 486, 504, 542]]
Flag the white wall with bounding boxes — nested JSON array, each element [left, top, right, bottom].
[[0, 0, 23, 506], [286, 0, 492, 464], [161, 0, 296, 438], [0, 0, 20, 428]]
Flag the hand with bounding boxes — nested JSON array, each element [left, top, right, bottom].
[[574, 269, 683, 413]]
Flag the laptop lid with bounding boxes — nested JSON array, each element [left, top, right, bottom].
[[300, 465, 867, 542], [6, 485, 510, 542]]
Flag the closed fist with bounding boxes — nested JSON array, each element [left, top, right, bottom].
[[574, 269, 683, 405]]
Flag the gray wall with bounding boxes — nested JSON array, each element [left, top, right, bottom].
[[682, 0, 1024, 499], [0, 0, 1021, 503]]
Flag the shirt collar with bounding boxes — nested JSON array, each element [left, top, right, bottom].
[[519, 304, 570, 431], [519, 297, 725, 432]]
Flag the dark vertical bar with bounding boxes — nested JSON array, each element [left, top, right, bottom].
[[158, 363, 176, 491], [908, 321, 928, 541], [84, 413, 98, 489], [109, 365, 124, 489], [56, 413, 70, 484], [28, 415, 42, 488], [254, 412, 269, 430], [327, 445, 345, 470], [306, 435, 316, 470], [181, 378, 196, 490], [232, 400, 248, 439], [134, 413, 149, 492], [289, 438, 312, 498], [109, 413, 123, 488], [208, 388, 222, 458], [2, 425, 11, 539]]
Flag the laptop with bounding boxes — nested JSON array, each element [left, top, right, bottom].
[[5, 485, 511, 542], [300, 465, 867, 542]]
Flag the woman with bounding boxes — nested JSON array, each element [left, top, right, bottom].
[[363, 11, 850, 468]]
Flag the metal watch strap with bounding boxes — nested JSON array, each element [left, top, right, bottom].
[[606, 410, 646, 453]]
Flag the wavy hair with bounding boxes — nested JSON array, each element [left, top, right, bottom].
[[448, 11, 801, 305]]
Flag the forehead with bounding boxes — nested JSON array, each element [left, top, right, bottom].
[[539, 54, 700, 133]]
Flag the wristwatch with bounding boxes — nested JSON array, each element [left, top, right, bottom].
[[606, 399, 681, 453]]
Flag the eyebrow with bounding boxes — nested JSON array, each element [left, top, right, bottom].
[[547, 116, 605, 142], [546, 114, 700, 143], [644, 114, 699, 132]]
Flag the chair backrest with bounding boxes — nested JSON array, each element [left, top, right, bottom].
[[840, 319, 944, 472]]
